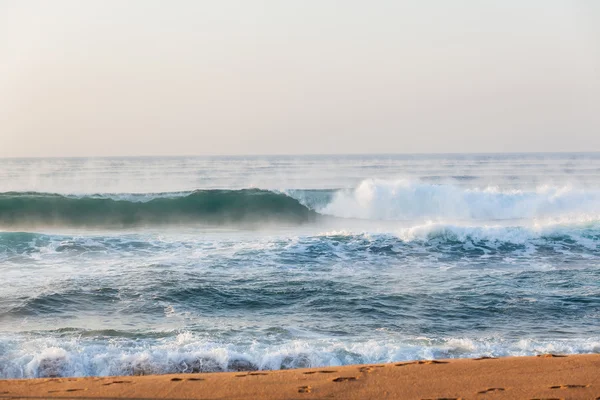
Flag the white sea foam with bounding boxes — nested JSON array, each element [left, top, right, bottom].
[[393, 219, 600, 246], [318, 179, 600, 221], [1, 333, 599, 378]]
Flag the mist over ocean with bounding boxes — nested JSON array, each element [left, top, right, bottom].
[[1, 153, 599, 378]]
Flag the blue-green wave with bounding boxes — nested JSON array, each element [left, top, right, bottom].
[[0, 190, 319, 227]]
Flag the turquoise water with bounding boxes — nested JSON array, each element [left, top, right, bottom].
[[1, 153, 599, 378]]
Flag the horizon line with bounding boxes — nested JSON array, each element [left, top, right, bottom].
[[2, 150, 600, 160]]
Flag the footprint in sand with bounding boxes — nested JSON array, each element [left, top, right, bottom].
[[549, 384, 590, 389], [332, 377, 358, 382], [47, 388, 87, 393], [396, 360, 449, 367], [187, 377, 204, 381], [359, 365, 384, 373], [171, 377, 183, 382], [236, 372, 269, 377], [303, 370, 337, 375], [103, 380, 132, 386], [298, 385, 312, 393], [536, 354, 567, 358], [478, 387, 505, 394], [474, 356, 497, 360]]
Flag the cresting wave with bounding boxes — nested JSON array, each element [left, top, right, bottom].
[[2, 179, 600, 227], [0, 190, 318, 227]]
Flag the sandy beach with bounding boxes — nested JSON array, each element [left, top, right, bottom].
[[1, 354, 599, 400]]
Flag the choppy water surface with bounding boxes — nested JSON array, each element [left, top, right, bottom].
[[1, 153, 599, 378]]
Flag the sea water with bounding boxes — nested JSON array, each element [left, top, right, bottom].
[[0, 153, 599, 378]]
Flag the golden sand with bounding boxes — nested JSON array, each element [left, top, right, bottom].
[[1, 354, 599, 399]]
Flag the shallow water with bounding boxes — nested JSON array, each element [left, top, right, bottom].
[[1, 153, 599, 378]]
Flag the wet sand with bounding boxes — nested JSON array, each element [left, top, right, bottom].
[[1, 354, 599, 399]]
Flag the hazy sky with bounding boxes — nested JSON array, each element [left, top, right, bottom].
[[1, 1, 599, 157]]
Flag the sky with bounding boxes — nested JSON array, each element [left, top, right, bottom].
[[1, 1, 599, 157]]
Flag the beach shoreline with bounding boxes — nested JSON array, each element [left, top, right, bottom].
[[1, 354, 599, 399]]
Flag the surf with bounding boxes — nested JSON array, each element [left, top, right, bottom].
[[317, 179, 600, 221]]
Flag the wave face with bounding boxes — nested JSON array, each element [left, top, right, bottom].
[[0, 190, 317, 227]]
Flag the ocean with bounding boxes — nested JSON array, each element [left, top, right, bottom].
[[1, 153, 599, 378]]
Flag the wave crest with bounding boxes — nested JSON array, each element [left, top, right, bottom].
[[0, 190, 317, 227]]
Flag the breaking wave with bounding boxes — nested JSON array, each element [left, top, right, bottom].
[[318, 179, 600, 221], [2, 179, 600, 228], [1, 332, 599, 378]]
